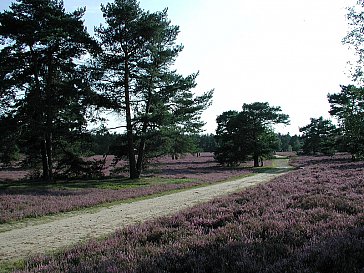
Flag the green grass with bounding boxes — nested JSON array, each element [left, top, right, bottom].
[[0, 177, 195, 191], [57, 177, 196, 190], [0, 259, 25, 273], [240, 158, 293, 174]]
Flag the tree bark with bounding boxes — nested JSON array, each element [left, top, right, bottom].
[[41, 134, 53, 182], [41, 138, 50, 181], [136, 77, 153, 176], [253, 125, 260, 167], [43, 50, 55, 182], [136, 108, 149, 176], [45, 131, 53, 182], [30, 45, 53, 182], [124, 54, 138, 179], [253, 154, 259, 167]]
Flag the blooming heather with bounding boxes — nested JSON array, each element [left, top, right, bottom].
[[16, 154, 364, 272], [0, 153, 251, 223]]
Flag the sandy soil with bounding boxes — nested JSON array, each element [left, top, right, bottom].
[[0, 160, 291, 263]]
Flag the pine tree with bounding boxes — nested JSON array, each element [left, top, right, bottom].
[[328, 85, 364, 160], [215, 102, 289, 167], [299, 117, 337, 156], [0, 0, 99, 181], [95, 0, 213, 178]]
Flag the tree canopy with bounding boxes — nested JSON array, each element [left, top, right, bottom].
[[95, 0, 213, 178], [343, 3, 364, 83], [299, 116, 337, 156], [214, 102, 289, 167], [0, 0, 103, 181], [276, 133, 302, 153], [328, 85, 364, 160], [0, 0, 213, 181]]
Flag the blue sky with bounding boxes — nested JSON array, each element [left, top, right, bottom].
[[0, 0, 357, 134]]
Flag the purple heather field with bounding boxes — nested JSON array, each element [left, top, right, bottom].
[[16, 154, 364, 273], [0, 153, 252, 224]]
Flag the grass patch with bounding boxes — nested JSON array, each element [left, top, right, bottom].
[[0, 177, 195, 191], [253, 167, 290, 174], [0, 259, 25, 273], [242, 158, 293, 174], [56, 177, 196, 190]]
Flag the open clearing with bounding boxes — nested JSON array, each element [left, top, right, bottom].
[[0, 159, 290, 263]]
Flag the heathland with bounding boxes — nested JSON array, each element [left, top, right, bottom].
[[0, 153, 363, 272]]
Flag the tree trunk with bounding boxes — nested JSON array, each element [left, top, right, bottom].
[[41, 135, 54, 183], [253, 154, 259, 167], [136, 110, 149, 176], [41, 138, 50, 181], [30, 45, 53, 182], [136, 121, 147, 176], [260, 157, 264, 167], [253, 127, 259, 167], [136, 78, 153, 176], [124, 55, 138, 179], [45, 131, 53, 182], [43, 49, 54, 183]]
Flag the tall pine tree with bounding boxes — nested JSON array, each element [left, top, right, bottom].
[[95, 0, 213, 178], [0, 0, 100, 181]]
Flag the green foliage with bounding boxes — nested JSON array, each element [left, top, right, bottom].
[[89, 133, 120, 155], [289, 134, 303, 152], [0, 0, 213, 181], [276, 133, 302, 152], [140, 129, 198, 160], [299, 117, 337, 156], [214, 111, 242, 166], [95, 0, 213, 178], [0, 114, 20, 164], [0, 0, 104, 181], [197, 134, 217, 152], [343, 3, 364, 83], [335, 4, 364, 160], [328, 85, 364, 160], [215, 102, 289, 167]]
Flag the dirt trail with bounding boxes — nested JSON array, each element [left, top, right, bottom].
[[0, 160, 291, 263]]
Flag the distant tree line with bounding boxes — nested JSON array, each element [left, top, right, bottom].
[[83, 131, 298, 158], [276, 133, 302, 153], [84, 133, 216, 156]]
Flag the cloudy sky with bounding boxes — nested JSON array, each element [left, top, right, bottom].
[[0, 0, 357, 134]]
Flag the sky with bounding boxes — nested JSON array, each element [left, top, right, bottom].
[[0, 0, 358, 135]]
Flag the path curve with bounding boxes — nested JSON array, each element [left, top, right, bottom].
[[0, 163, 291, 263]]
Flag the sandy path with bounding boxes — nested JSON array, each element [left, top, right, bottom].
[[0, 163, 291, 263]]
